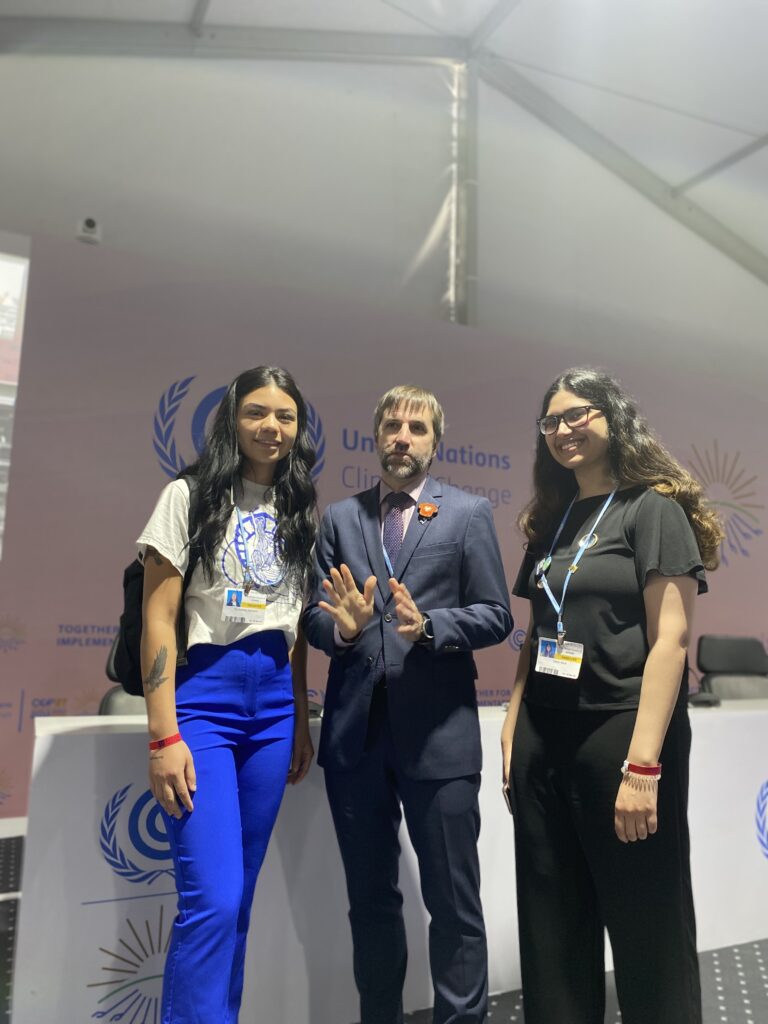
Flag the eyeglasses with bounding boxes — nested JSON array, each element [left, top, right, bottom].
[[537, 405, 601, 436]]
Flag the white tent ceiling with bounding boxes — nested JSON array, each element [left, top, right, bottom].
[[1, 0, 766, 289]]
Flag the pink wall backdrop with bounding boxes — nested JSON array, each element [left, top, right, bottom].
[[0, 237, 764, 817]]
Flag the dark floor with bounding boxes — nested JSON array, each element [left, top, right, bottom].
[[0, 840, 21, 898], [1, 836, 766, 1024], [0, 901, 17, 1024], [401, 939, 768, 1023], [0, 835, 23, 1024]]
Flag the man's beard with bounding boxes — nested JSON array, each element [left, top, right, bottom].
[[379, 449, 431, 480]]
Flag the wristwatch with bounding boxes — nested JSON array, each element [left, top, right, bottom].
[[419, 614, 435, 644]]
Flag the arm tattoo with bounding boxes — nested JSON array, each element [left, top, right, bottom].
[[146, 546, 164, 566], [144, 646, 169, 693]]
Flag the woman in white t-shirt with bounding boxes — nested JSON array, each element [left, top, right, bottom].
[[138, 365, 317, 1023]]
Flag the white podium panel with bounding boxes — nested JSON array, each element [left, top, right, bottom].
[[12, 706, 768, 1022]]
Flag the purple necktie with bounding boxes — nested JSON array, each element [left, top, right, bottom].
[[383, 491, 411, 568]]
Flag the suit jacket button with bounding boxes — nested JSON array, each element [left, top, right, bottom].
[[384, 613, 393, 622], [366, 656, 373, 665]]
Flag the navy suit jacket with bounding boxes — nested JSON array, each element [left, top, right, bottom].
[[303, 476, 512, 780]]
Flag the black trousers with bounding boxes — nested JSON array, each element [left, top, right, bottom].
[[510, 701, 702, 1024], [324, 687, 488, 1024]]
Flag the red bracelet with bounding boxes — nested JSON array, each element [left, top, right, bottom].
[[621, 760, 662, 777], [149, 732, 182, 751]]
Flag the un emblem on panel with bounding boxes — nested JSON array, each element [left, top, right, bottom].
[[689, 442, 763, 566], [153, 376, 326, 480], [756, 782, 768, 862], [100, 784, 175, 885]]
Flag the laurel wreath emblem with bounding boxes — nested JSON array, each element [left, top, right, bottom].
[[306, 401, 326, 481], [756, 781, 768, 861], [154, 378, 326, 482], [99, 785, 175, 885], [153, 377, 195, 479]]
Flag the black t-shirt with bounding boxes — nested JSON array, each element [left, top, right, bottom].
[[513, 487, 707, 711]]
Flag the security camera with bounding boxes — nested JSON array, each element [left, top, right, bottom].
[[77, 217, 102, 244]]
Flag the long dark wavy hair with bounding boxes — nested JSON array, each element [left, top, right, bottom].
[[518, 367, 723, 569], [181, 366, 318, 592]]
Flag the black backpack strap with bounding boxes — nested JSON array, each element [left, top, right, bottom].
[[184, 475, 201, 581], [176, 475, 201, 666]]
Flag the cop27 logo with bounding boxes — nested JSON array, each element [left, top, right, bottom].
[[757, 782, 768, 862], [100, 785, 175, 885], [153, 376, 326, 480]]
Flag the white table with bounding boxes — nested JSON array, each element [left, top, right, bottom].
[[12, 704, 768, 1023]]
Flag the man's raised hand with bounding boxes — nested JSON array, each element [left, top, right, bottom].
[[319, 564, 377, 640]]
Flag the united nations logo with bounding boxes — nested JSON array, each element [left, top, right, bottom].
[[0, 616, 25, 654], [689, 442, 763, 566], [756, 781, 768, 862], [153, 376, 326, 481], [507, 628, 527, 652], [99, 785, 175, 885], [87, 904, 171, 1018], [307, 399, 326, 480]]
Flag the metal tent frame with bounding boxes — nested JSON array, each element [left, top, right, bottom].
[[2, 0, 767, 324]]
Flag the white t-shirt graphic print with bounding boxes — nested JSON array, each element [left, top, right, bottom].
[[137, 476, 302, 651]]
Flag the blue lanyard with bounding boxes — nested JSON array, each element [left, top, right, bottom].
[[235, 506, 261, 591], [537, 489, 617, 644], [382, 545, 395, 578]]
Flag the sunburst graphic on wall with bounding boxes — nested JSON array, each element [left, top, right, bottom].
[[87, 905, 172, 1021], [689, 442, 763, 566]]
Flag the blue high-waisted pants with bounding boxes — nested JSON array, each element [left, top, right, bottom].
[[160, 631, 295, 1024]]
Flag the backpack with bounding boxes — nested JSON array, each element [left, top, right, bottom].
[[106, 477, 200, 695]]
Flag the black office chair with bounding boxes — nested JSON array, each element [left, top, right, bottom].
[[99, 685, 147, 715], [696, 634, 768, 700]]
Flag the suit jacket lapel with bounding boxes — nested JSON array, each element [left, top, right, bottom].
[[393, 476, 442, 580], [358, 485, 390, 604]]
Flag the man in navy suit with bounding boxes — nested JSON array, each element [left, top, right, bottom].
[[303, 385, 512, 1024]]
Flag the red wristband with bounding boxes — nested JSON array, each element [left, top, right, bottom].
[[149, 732, 182, 751], [621, 760, 662, 777]]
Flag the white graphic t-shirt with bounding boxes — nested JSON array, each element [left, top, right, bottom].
[[137, 477, 302, 651]]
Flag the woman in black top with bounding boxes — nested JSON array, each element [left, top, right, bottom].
[[501, 368, 722, 1024]]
